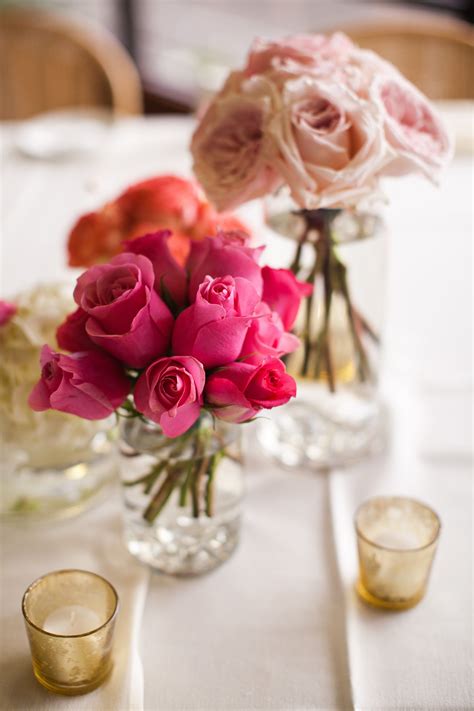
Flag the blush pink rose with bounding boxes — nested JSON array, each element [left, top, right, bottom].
[[239, 303, 300, 365], [56, 307, 96, 352], [73, 253, 173, 369], [134, 356, 205, 437], [29, 345, 130, 419], [205, 358, 296, 423], [372, 74, 453, 180], [262, 266, 313, 330], [245, 32, 354, 77], [172, 275, 259, 369], [269, 76, 389, 209], [191, 85, 282, 211], [187, 231, 264, 300], [0, 300, 16, 326], [125, 230, 187, 307]]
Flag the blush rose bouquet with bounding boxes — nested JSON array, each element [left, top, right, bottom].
[[30, 229, 307, 523], [192, 32, 452, 212], [67, 174, 250, 268], [191, 33, 452, 391]]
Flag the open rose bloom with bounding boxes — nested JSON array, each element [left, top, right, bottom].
[[191, 32, 452, 211], [67, 175, 250, 267]]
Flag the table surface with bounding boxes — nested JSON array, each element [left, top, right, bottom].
[[0, 115, 472, 711]]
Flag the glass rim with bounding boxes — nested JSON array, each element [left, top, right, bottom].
[[21, 568, 119, 639], [354, 495, 441, 553], [265, 205, 384, 245]]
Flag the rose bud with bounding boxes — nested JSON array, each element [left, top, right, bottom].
[[124, 230, 187, 307], [262, 266, 313, 330], [172, 275, 260, 369], [73, 253, 173, 369], [29, 345, 130, 419], [205, 357, 297, 423], [239, 303, 300, 365], [187, 232, 264, 300], [134, 356, 205, 438]]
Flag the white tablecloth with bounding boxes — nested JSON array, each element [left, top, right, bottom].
[[1, 115, 472, 711]]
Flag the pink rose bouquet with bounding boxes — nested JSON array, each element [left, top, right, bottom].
[[30, 229, 307, 521], [191, 33, 452, 396], [192, 32, 452, 211]]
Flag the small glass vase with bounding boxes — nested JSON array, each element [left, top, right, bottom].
[[118, 414, 243, 576], [258, 194, 387, 469], [1, 417, 116, 521]]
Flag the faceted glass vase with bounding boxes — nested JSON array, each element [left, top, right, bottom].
[[119, 415, 243, 576], [258, 195, 387, 469]]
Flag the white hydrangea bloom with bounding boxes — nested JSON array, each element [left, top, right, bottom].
[[0, 283, 109, 471]]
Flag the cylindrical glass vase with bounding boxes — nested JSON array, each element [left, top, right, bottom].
[[119, 414, 243, 576], [258, 196, 387, 469]]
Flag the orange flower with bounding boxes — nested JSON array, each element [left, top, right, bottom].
[[67, 175, 250, 267]]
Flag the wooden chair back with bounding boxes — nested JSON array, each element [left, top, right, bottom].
[[0, 8, 143, 119], [344, 16, 473, 99]]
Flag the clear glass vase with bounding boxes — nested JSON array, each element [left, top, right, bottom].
[[118, 414, 243, 576], [0, 283, 117, 520], [1, 417, 116, 521], [258, 194, 387, 469]]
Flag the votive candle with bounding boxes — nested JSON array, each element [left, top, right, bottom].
[[354, 496, 441, 610], [22, 569, 118, 695]]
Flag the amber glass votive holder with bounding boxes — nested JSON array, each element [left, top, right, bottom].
[[22, 569, 119, 695], [355, 497, 441, 610]]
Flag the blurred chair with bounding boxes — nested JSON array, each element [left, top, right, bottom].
[[343, 16, 473, 100], [0, 7, 143, 120]]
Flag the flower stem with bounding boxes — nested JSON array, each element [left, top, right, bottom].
[[179, 459, 194, 507], [143, 470, 178, 523], [122, 461, 165, 492], [293, 208, 378, 390], [205, 451, 224, 517], [191, 454, 210, 518], [290, 222, 311, 273]]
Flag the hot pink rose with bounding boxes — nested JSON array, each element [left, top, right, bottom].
[[0, 300, 16, 326], [239, 303, 300, 365], [187, 231, 264, 300], [262, 266, 313, 330], [56, 307, 96, 352], [134, 356, 205, 437], [73, 253, 173, 368], [124, 230, 187, 307], [172, 275, 259, 369], [191, 86, 282, 211], [372, 74, 452, 180], [270, 76, 389, 209], [205, 358, 296, 423], [245, 32, 354, 77], [29, 345, 130, 419]]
